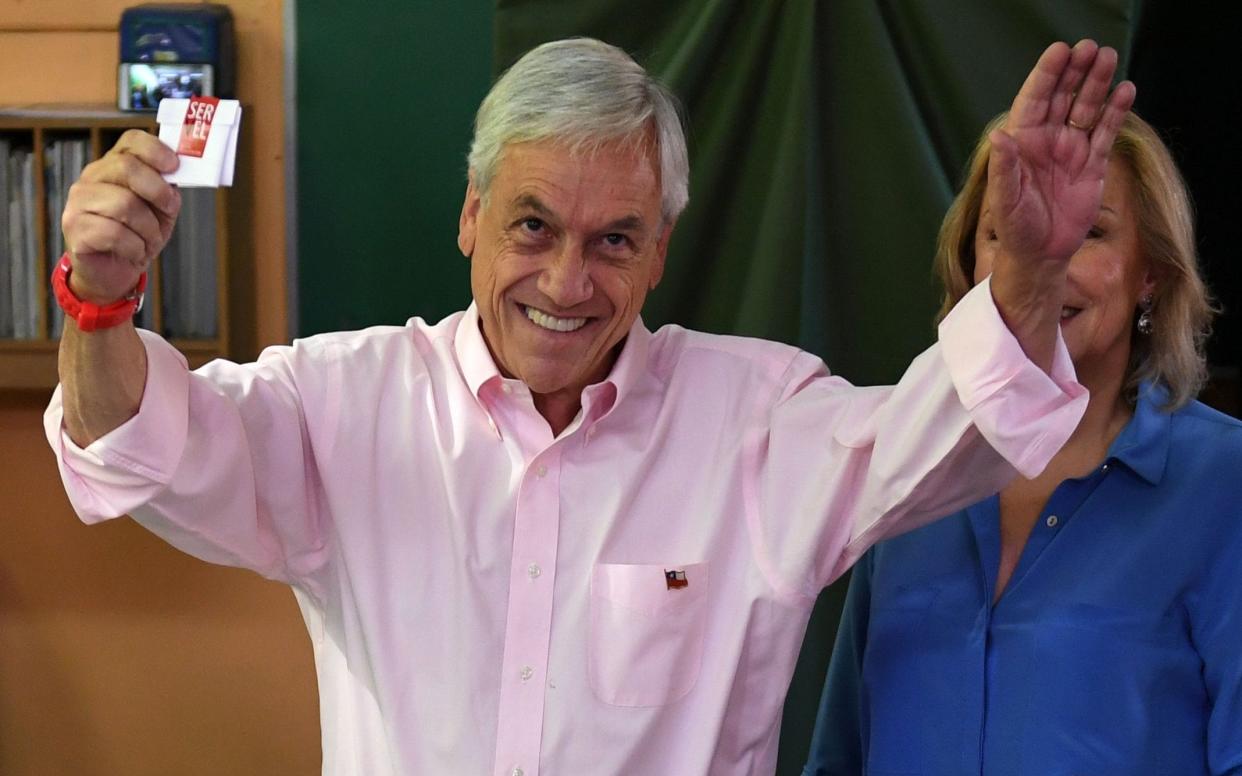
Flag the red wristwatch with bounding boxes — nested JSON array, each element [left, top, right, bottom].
[[50, 253, 147, 333]]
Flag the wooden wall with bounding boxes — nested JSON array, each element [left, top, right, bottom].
[[0, 2, 319, 774]]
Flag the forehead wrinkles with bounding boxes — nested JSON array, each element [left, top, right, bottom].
[[501, 144, 659, 230]]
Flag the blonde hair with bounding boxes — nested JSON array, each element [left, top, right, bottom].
[[933, 111, 1216, 409]]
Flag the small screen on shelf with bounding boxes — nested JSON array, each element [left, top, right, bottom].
[[118, 63, 215, 111]]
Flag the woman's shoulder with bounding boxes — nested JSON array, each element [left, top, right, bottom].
[[1156, 398, 1242, 511], [1168, 397, 1242, 454]]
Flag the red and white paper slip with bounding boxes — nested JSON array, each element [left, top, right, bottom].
[[156, 96, 242, 187]]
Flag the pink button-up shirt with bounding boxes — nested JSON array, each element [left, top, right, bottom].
[[46, 279, 1084, 775]]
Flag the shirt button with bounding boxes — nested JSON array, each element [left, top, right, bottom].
[[1101, 463, 1110, 472], [1046, 514, 1059, 528], [586, 426, 596, 439], [520, 666, 534, 681], [535, 464, 547, 478], [501, 383, 512, 394], [512, 769, 524, 776], [527, 563, 541, 579]]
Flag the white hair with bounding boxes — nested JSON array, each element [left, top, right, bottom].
[[467, 37, 690, 222]]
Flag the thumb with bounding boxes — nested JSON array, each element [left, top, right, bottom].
[[986, 128, 1023, 219]]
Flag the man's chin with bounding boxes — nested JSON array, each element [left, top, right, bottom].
[[507, 347, 613, 396], [522, 367, 584, 394]]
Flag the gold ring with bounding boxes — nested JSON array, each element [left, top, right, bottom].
[[1067, 118, 1092, 131]]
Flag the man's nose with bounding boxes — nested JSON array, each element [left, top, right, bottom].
[[538, 244, 593, 308]]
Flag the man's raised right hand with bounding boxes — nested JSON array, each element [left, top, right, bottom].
[[61, 129, 182, 305]]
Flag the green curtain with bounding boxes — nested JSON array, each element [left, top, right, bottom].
[[495, 0, 1135, 378], [493, 2, 1135, 773], [296, 0, 494, 335]]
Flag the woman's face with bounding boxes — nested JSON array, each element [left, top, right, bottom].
[[973, 157, 1156, 387]]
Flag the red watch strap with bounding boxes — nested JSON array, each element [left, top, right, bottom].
[[50, 253, 147, 333]]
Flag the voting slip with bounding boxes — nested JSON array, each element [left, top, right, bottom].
[[157, 96, 241, 187]]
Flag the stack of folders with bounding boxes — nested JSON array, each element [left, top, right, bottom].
[[45, 137, 91, 338], [159, 187, 217, 339], [0, 136, 11, 339], [0, 136, 93, 339], [2, 138, 37, 339], [1, 138, 216, 340]]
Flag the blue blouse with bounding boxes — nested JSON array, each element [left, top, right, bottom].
[[803, 384, 1242, 776]]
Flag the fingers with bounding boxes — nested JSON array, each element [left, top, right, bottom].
[[79, 136, 181, 219], [986, 128, 1022, 219], [67, 182, 165, 258], [1066, 45, 1119, 130], [61, 132, 185, 301], [65, 131, 183, 266], [1048, 40, 1100, 127], [1008, 41, 1071, 128], [66, 213, 149, 272], [111, 128, 180, 176], [1010, 40, 1123, 132], [1086, 80, 1138, 170], [63, 204, 155, 303]]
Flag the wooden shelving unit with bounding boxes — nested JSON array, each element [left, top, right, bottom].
[[0, 105, 230, 389]]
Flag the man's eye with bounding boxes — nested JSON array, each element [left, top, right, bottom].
[[522, 218, 545, 233], [1086, 225, 1104, 239], [603, 233, 627, 247]]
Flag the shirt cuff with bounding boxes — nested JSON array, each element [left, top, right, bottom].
[[43, 330, 191, 522], [938, 276, 1088, 479]]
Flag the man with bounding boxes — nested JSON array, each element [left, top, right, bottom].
[[47, 37, 1131, 775]]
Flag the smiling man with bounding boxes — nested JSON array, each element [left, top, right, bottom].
[[459, 138, 672, 434], [47, 37, 1132, 776]]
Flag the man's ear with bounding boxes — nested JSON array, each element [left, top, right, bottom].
[[458, 177, 482, 258], [649, 220, 675, 289]]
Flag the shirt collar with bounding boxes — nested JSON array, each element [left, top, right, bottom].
[[455, 303, 503, 398], [453, 302, 652, 415], [1105, 381, 1171, 485], [593, 314, 652, 416]]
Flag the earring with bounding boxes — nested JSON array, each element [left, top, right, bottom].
[[1137, 294, 1154, 335]]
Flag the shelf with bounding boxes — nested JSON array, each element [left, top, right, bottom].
[[0, 341, 228, 392], [0, 104, 231, 389]]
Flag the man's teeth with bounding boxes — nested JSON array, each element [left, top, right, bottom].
[[525, 306, 588, 332]]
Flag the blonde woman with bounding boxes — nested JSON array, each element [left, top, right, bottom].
[[803, 112, 1240, 775]]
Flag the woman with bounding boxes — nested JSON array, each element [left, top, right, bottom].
[[802, 112, 1240, 775]]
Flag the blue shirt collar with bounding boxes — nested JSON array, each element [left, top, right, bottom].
[[1104, 381, 1171, 485]]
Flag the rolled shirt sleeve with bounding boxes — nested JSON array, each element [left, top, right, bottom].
[[755, 277, 1087, 597], [938, 276, 1086, 480], [45, 329, 329, 594], [46, 329, 191, 520]]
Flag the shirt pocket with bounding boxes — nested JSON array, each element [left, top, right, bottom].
[[588, 561, 709, 707]]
